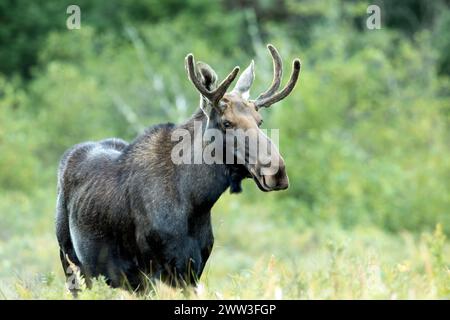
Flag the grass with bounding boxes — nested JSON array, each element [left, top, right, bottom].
[[0, 186, 448, 300]]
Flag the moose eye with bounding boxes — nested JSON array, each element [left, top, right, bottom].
[[223, 120, 233, 129]]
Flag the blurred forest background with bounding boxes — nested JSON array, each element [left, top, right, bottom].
[[0, 0, 449, 299]]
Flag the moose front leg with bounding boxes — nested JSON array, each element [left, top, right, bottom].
[[163, 237, 204, 287], [175, 233, 214, 286], [136, 227, 203, 286]]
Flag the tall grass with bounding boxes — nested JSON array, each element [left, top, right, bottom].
[[0, 190, 448, 299]]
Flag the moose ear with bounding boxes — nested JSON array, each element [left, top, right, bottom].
[[196, 62, 218, 91], [195, 62, 218, 116], [232, 60, 254, 99]]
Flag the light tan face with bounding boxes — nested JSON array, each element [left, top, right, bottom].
[[217, 92, 289, 192], [219, 93, 262, 131]]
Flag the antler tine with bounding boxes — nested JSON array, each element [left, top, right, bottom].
[[185, 54, 213, 99], [255, 44, 283, 101], [211, 66, 240, 103], [254, 59, 301, 109], [185, 53, 240, 104]]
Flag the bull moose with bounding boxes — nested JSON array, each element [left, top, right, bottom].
[[56, 44, 301, 292]]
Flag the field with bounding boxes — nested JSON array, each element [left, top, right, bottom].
[[1, 0, 450, 299], [0, 188, 448, 299]]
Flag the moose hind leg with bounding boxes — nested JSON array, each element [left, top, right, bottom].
[[59, 248, 93, 298], [74, 239, 142, 290]]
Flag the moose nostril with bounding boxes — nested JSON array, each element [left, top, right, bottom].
[[262, 172, 289, 190], [273, 164, 288, 190]]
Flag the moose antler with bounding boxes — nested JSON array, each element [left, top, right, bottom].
[[253, 44, 301, 109], [185, 53, 240, 105], [255, 45, 283, 101]]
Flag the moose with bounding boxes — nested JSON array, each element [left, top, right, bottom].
[[56, 44, 301, 292]]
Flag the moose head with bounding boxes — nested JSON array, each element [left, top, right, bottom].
[[185, 44, 301, 192]]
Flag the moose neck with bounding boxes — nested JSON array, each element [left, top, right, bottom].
[[176, 108, 246, 212], [120, 108, 246, 215]]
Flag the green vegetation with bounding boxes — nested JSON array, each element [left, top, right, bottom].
[[0, 0, 449, 299]]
